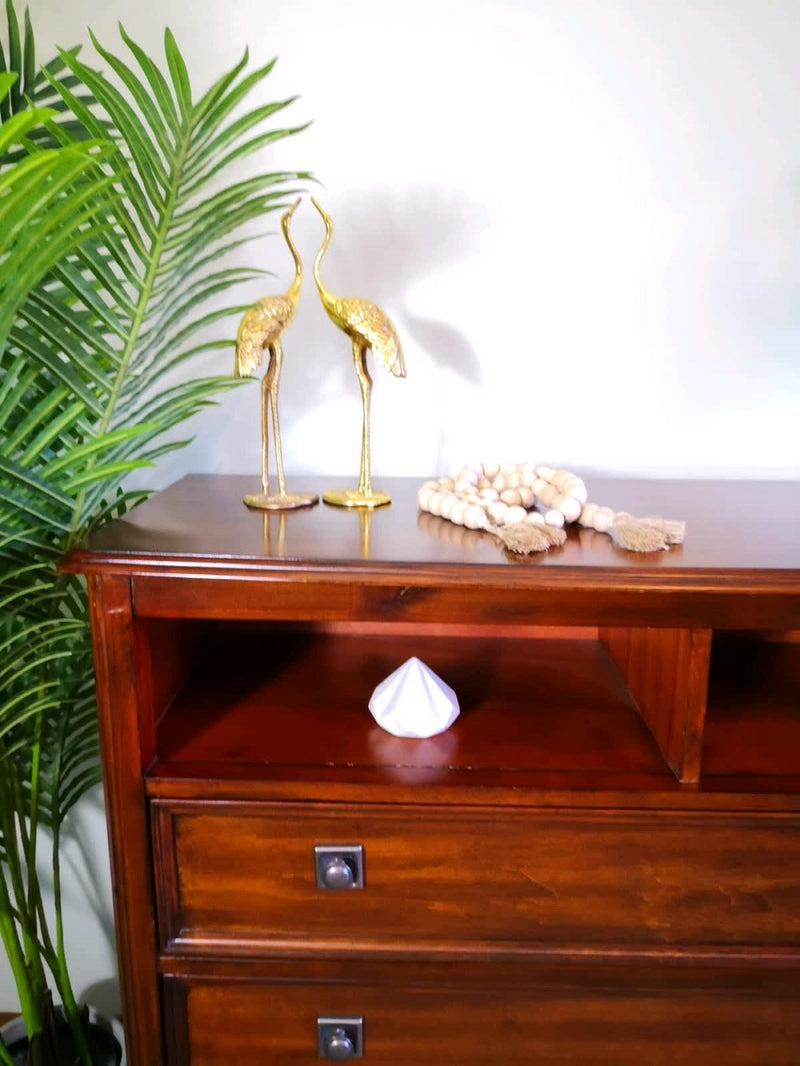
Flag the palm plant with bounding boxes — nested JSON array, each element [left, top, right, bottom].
[[0, 4, 310, 1062]]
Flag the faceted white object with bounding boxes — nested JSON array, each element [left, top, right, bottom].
[[368, 657, 460, 739]]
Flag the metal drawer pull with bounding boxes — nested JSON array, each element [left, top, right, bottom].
[[317, 1016, 364, 1060], [314, 844, 364, 890]]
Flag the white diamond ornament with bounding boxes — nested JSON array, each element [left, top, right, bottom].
[[368, 657, 460, 739]]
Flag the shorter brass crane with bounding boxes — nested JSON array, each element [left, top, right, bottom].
[[234, 198, 317, 511], [311, 198, 406, 508]]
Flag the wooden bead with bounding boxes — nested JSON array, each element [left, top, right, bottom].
[[463, 505, 486, 530], [428, 492, 445, 517], [519, 464, 537, 487], [488, 501, 508, 524], [440, 495, 458, 520], [505, 505, 527, 524], [593, 506, 615, 532], [451, 500, 468, 525], [542, 507, 564, 528], [500, 489, 522, 507], [560, 497, 582, 522]]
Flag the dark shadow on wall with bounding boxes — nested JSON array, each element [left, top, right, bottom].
[[293, 184, 485, 384]]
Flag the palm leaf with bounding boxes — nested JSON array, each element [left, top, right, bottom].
[[1, 11, 311, 1057]]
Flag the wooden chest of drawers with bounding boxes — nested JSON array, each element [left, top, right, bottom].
[[66, 476, 800, 1064]]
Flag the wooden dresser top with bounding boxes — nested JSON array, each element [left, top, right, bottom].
[[66, 474, 798, 578]]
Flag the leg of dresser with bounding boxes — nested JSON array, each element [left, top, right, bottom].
[[88, 574, 164, 1066]]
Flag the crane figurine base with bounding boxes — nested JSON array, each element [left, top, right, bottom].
[[243, 491, 318, 511], [323, 488, 392, 509]]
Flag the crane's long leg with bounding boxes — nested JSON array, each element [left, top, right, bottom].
[[259, 366, 270, 497], [353, 340, 373, 497], [321, 341, 388, 508], [244, 342, 317, 511], [266, 341, 287, 497]]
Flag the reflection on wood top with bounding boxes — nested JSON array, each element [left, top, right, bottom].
[[65, 475, 799, 579]]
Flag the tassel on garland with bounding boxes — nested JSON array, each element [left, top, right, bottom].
[[417, 463, 686, 554], [496, 522, 567, 554], [609, 515, 687, 553]]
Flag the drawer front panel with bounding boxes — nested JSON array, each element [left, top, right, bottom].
[[163, 972, 800, 1066], [152, 801, 800, 952]]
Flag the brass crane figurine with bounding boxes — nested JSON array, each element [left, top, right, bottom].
[[234, 197, 318, 511], [311, 197, 406, 508]]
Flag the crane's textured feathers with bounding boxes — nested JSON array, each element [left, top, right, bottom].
[[234, 295, 295, 378], [330, 296, 406, 377]]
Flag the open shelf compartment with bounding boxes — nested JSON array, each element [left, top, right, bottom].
[[702, 632, 800, 784], [145, 622, 677, 790], [141, 620, 800, 793]]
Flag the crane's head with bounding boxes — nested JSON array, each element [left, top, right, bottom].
[[311, 196, 333, 235], [280, 197, 301, 238]]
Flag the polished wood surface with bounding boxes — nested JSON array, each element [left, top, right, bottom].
[[153, 799, 800, 954], [163, 968, 800, 1066], [86, 576, 163, 1066], [64, 476, 800, 631], [65, 476, 800, 1065], [67, 475, 800, 574], [704, 638, 800, 775], [601, 627, 711, 782], [152, 630, 669, 781]]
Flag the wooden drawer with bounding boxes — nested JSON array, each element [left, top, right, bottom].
[[152, 800, 800, 953], [162, 966, 800, 1065]]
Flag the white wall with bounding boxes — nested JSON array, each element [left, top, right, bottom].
[[26, 0, 800, 487], [4, 0, 798, 1013]]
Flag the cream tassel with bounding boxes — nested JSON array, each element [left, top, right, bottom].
[[495, 522, 567, 554], [609, 515, 687, 552]]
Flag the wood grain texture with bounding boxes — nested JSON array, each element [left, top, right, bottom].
[[152, 800, 800, 955], [86, 575, 163, 1066], [704, 638, 800, 777], [151, 630, 669, 781], [600, 628, 712, 782], [64, 476, 800, 1066], [163, 969, 800, 1066], [62, 476, 800, 630], [66, 475, 800, 573]]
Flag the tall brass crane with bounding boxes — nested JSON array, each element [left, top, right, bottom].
[[311, 197, 406, 508], [234, 198, 317, 510]]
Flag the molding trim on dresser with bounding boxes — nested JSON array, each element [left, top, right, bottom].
[[64, 476, 800, 1065]]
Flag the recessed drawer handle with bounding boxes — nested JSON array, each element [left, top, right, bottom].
[[314, 844, 364, 890], [317, 1016, 364, 1060]]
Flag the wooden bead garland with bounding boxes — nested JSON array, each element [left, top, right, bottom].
[[418, 463, 686, 554]]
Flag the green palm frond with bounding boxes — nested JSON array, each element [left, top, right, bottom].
[[1, 9, 311, 1059], [0, 0, 92, 159], [37, 28, 310, 539]]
